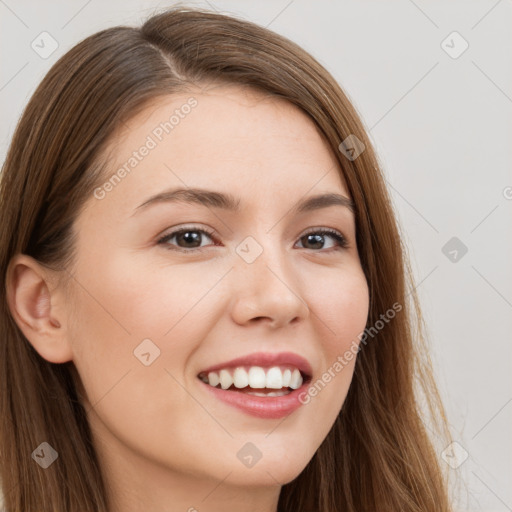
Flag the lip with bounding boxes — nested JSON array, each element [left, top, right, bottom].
[[198, 378, 311, 419], [198, 351, 313, 379]]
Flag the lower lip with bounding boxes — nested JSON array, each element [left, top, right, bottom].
[[198, 379, 310, 419]]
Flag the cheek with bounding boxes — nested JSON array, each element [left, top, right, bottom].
[[304, 266, 369, 352], [67, 254, 228, 403], [297, 266, 369, 424], [66, 260, 211, 465], [100, 252, 230, 336], [69, 246, 224, 342]]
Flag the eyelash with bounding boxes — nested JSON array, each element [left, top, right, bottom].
[[156, 225, 349, 253]]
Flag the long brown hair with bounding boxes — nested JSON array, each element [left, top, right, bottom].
[[0, 6, 452, 511]]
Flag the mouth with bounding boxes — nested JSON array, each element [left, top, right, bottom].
[[196, 352, 313, 419]]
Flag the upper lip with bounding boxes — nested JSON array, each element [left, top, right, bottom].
[[198, 351, 313, 380]]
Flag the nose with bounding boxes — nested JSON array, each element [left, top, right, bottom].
[[230, 243, 310, 329]]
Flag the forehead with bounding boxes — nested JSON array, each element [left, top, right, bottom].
[[88, 84, 349, 219]]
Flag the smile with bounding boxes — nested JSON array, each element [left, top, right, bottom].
[[196, 352, 313, 419]]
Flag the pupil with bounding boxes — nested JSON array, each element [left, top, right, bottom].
[[306, 234, 323, 249], [179, 231, 201, 247]]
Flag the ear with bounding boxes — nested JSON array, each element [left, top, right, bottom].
[[5, 253, 73, 363]]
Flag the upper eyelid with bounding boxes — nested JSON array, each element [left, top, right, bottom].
[[158, 224, 347, 238], [158, 225, 216, 240]]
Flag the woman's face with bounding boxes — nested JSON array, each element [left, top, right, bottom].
[[64, 84, 369, 498]]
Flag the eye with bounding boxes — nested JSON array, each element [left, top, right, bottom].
[[295, 228, 349, 252], [157, 226, 349, 253], [157, 226, 217, 252]]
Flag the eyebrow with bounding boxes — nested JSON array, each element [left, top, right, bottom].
[[131, 187, 355, 216]]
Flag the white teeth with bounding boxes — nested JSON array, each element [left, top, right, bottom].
[[233, 367, 249, 388], [201, 365, 305, 390], [248, 367, 266, 388], [265, 367, 283, 389], [207, 372, 219, 387], [219, 369, 233, 390], [289, 369, 303, 389]]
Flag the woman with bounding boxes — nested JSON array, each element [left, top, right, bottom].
[[0, 6, 452, 511]]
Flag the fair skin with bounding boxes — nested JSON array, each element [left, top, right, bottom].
[[7, 84, 369, 512]]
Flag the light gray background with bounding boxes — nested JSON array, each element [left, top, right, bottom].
[[1, 1, 511, 511]]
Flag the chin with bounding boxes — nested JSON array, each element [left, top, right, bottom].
[[224, 450, 313, 487], [223, 463, 307, 488]]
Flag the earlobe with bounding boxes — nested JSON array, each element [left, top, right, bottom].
[[6, 254, 72, 363]]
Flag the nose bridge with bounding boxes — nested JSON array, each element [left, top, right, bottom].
[[235, 227, 290, 286], [230, 228, 309, 326]]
